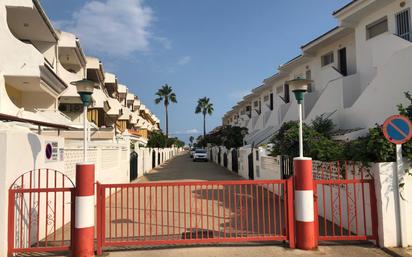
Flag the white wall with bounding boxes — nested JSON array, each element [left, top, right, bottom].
[[64, 140, 130, 184], [339, 42, 412, 129], [0, 124, 65, 257], [372, 161, 412, 247]]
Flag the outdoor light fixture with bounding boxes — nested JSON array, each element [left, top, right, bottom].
[[70, 79, 98, 162], [286, 77, 313, 158]]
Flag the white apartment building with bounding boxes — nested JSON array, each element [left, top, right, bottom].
[[223, 0, 412, 146], [0, 0, 160, 143]]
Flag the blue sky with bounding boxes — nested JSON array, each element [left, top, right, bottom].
[[41, 0, 350, 142]]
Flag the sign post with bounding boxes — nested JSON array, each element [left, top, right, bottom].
[[382, 114, 412, 247]]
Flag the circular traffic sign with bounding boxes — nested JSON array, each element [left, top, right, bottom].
[[382, 115, 412, 144], [45, 143, 53, 160]]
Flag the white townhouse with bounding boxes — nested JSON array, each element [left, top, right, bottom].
[[0, 0, 161, 144], [0, 0, 72, 127], [224, 0, 412, 146]]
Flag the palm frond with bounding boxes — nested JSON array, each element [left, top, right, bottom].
[[170, 93, 177, 103], [207, 103, 214, 115], [155, 84, 177, 106], [155, 97, 163, 104], [195, 105, 202, 113]]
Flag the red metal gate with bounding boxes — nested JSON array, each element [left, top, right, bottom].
[[313, 161, 379, 243], [96, 179, 295, 253], [8, 169, 75, 256]]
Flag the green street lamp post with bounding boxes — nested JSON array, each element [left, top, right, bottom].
[[70, 79, 98, 162], [286, 78, 312, 158]]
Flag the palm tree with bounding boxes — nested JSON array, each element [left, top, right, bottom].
[[155, 84, 177, 137], [195, 97, 214, 137]]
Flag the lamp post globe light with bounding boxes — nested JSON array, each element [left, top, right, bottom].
[[286, 77, 312, 158], [70, 79, 97, 162]]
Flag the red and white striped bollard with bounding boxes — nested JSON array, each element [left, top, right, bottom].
[[73, 163, 95, 257], [294, 157, 317, 250]]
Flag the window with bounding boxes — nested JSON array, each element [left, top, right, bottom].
[[284, 84, 290, 103], [246, 106, 252, 117], [396, 9, 411, 41], [269, 93, 274, 110], [58, 103, 83, 113], [254, 101, 259, 107], [263, 94, 269, 102], [321, 52, 334, 67], [366, 16, 388, 39]]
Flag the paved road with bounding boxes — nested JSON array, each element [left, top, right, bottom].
[[137, 152, 243, 182], [100, 152, 392, 257]]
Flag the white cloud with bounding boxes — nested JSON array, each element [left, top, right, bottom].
[[172, 128, 200, 135], [177, 56, 192, 65], [54, 0, 167, 56], [228, 89, 250, 100], [185, 128, 200, 134]]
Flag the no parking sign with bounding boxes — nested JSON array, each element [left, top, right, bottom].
[[382, 114, 412, 144], [382, 114, 411, 248]]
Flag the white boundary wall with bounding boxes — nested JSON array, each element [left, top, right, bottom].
[[0, 125, 65, 256], [64, 140, 130, 184]]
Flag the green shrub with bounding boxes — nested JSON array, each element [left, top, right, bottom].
[[197, 125, 247, 149], [147, 131, 184, 148], [311, 113, 335, 138], [270, 120, 345, 161], [343, 125, 395, 162]]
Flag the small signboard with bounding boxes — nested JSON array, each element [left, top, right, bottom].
[[45, 141, 59, 162], [382, 115, 412, 144]]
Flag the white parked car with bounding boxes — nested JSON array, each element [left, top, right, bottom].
[[193, 149, 208, 162]]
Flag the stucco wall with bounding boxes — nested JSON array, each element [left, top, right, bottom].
[[0, 125, 65, 256]]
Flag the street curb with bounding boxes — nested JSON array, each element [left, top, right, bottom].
[[382, 248, 412, 257]]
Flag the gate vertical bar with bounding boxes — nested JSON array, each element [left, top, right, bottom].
[[369, 180, 380, 245], [287, 178, 295, 248], [96, 182, 102, 255], [7, 189, 15, 257]]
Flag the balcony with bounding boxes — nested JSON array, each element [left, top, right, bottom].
[[4, 63, 67, 112], [104, 72, 118, 98], [57, 31, 86, 77], [86, 56, 105, 84], [5, 0, 58, 68]]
